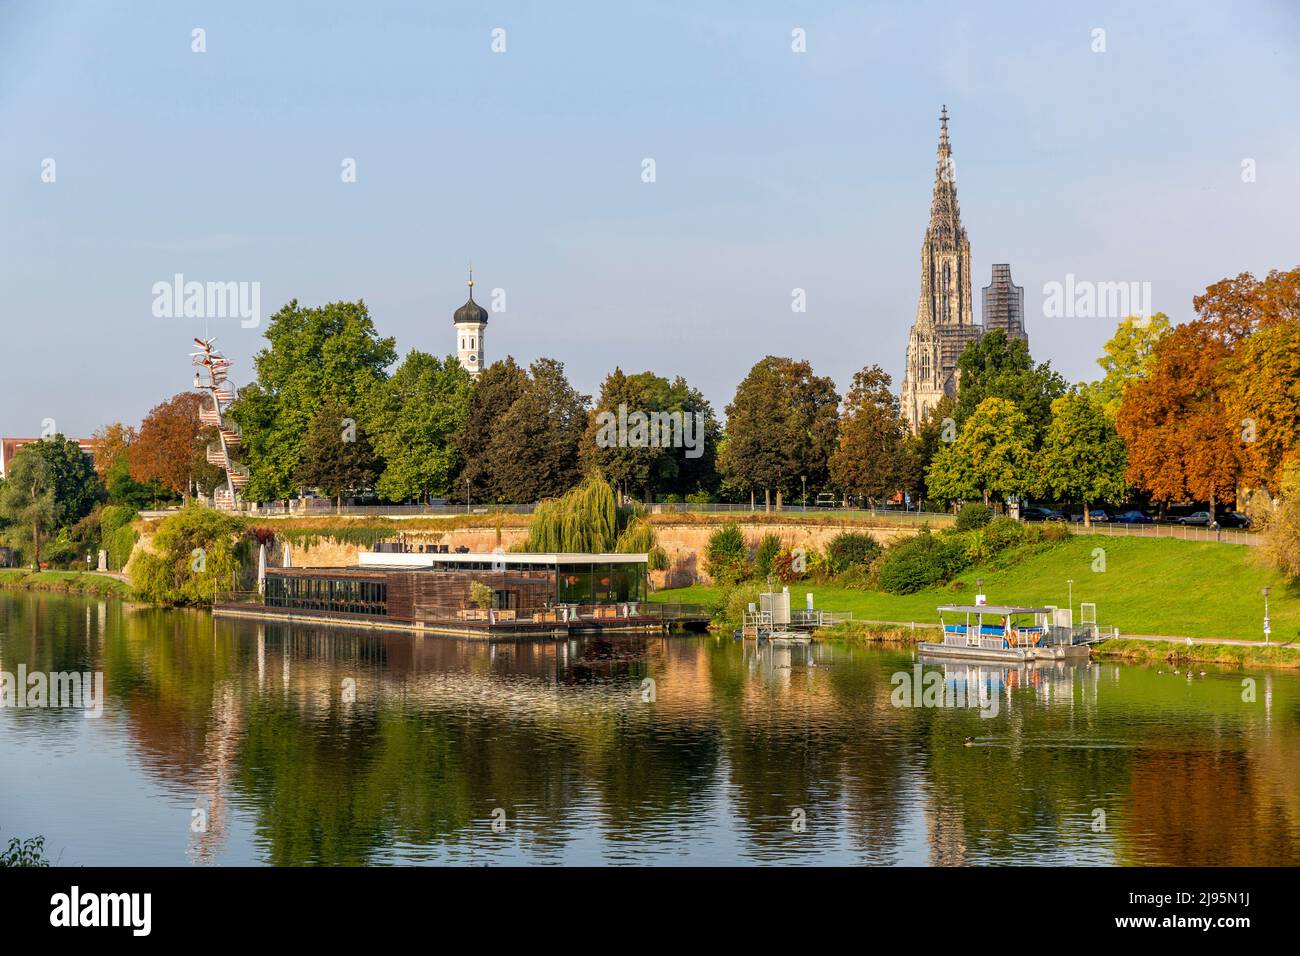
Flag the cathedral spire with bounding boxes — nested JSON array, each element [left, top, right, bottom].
[[929, 105, 961, 238]]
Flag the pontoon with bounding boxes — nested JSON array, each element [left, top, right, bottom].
[[919, 604, 1093, 662]]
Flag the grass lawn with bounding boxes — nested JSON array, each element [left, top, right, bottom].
[[0, 569, 134, 600], [650, 535, 1300, 642]]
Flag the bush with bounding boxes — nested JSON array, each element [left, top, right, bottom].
[[717, 582, 763, 629], [704, 523, 750, 584], [825, 531, 882, 574], [878, 530, 969, 594], [130, 504, 252, 605], [753, 533, 782, 579], [101, 505, 139, 571], [772, 547, 810, 582], [954, 502, 993, 531], [982, 516, 1024, 554]]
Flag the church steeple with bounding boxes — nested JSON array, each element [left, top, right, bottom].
[[928, 105, 962, 240]]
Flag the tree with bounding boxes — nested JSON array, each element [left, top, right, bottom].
[[91, 422, 135, 478], [1033, 390, 1128, 526], [1192, 267, 1300, 345], [1087, 313, 1171, 420], [487, 358, 588, 502], [829, 365, 905, 508], [27, 436, 101, 528], [0, 448, 56, 567], [456, 357, 528, 503], [228, 299, 397, 501], [129, 504, 251, 605], [1117, 320, 1248, 518], [954, 331, 1066, 442], [927, 398, 1033, 506], [366, 350, 473, 503], [1221, 318, 1300, 494], [579, 369, 721, 502], [294, 398, 380, 510], [130, 392, 208, 497], [900, 394, 956, 507], [719, 356, 839, 509]]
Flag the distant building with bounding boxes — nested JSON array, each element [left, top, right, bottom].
[[453, 269, 488, 379], [898, 108, 1031, 432], [982, 263, 1028, 345], [0, 437, 97, 480], [900, 107, 980, 432]]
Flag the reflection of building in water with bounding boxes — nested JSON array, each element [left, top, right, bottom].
[[924, 798, 968, 866]]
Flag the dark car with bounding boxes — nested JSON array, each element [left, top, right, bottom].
[[1112, 510, 1154, 524], [1020, 507, 1064, 522], [1071, 509, 1110, 524], [1217, 512, 1252, 529]]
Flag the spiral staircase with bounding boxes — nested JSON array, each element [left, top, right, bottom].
[[191, 337, 246, 509]]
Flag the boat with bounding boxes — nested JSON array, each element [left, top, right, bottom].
[[918, 604, 1094, 662]]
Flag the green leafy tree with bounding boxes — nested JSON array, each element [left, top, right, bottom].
[[900, 394, 957, 506], [456, 357, 529, 503], [1033, 390, 1128, 526], [29, 436, 101, 527], [927, 397, 1033, 506], [366, 351, 473, 503], [0, 448, 57, 566], [294, 399, 380, 510], [829, 365, 905, 508], [1086, 313, 1171, 420], [228, 299, 396, 501], [719, 356, 838, 509], [580, 369, 721, 502], [487, 358, 589, 503], [955, 331, 1065, 443]]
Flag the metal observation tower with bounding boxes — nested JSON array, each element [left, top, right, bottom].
[[191, 337, 246, 508]]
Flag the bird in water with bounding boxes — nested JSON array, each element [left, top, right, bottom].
[[963, 736, 975, 747]]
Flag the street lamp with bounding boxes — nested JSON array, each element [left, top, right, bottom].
[[1263, 586, 1271, 643], [1068, 579, 1074, 619], [801, 475, 807, 511], [976, 577, 984, 606]]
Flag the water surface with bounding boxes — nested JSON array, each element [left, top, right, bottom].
[[2, 592, 1298, 865]]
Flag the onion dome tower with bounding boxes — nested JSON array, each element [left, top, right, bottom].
[[453, 267, 488, 379]]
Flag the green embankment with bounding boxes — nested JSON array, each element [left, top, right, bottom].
[[651, 535, 1299, 643], [0, 569, 134, 600]]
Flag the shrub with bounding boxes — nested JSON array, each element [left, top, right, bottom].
[[717, 582, 763, 629], [772, 547, 809, 582], [101, 504, 139, 571], [0, 835, 48, 868], [704, 523, 750, 584], [753, 533, 782, 579], [954, 502, 993, 531], [129, 504, 252, 605], [982, 515, 1025, 554], [878, 530, 969, 594], [469, 581, 493, 610], [825, 531, 882, 574]]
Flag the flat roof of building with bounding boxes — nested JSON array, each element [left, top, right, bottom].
[[356, 551, 648, 569]]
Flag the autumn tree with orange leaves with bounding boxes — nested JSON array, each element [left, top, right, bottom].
[[1116, 321, 1249, 518], [129, 392, 221, 498]]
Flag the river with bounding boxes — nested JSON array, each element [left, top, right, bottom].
[[2, 591, 1298, 866]]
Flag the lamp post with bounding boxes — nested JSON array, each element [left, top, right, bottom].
[[801, 475, 807, 512], [1067, 579, 1074, 620], [466, 477, 471, 514], [976, 577, 984, 606], [1263, 586, 1271, 643]]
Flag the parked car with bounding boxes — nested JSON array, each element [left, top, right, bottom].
[[1178, 511, 1212, 526], [1071, 509, 1110, 524], [1112, 510, 1154, 524], [1217, 512, 1252, 529], [1021, 507, 1065, 522]]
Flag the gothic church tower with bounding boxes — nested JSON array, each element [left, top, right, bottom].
[[900, 107, 979, 432]]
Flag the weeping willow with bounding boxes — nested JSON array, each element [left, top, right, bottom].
[[522, 474, 664, 566]]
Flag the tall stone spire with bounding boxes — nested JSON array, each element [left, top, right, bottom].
[[900, 107, 979, 432]]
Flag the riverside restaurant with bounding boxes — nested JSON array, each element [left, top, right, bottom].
[[213, 550, 710, 638]]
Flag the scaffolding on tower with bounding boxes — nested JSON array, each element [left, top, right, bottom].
[[191, 337, 246, 509]]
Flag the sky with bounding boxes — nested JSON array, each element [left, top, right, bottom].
[[2, 0, 1299, 437]]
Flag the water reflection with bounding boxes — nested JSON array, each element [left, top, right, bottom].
[[1, 591, 1299, 866]]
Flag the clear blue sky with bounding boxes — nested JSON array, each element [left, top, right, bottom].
[[2, 0, 1298, 436]]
